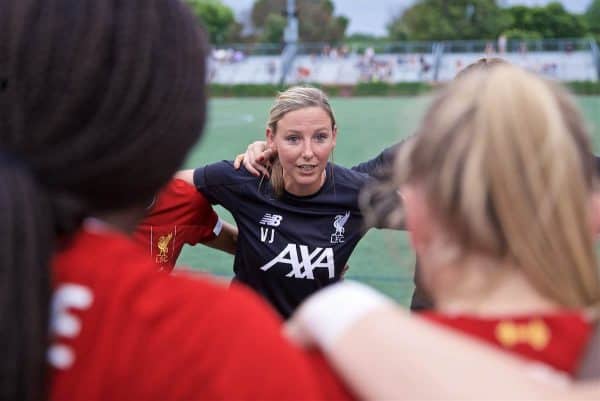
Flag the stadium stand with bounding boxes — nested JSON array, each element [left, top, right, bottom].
[[208, 38, 599, 85], [209, 44, 284, 84]]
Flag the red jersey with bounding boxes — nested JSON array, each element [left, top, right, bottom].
[[49, 225, 352, 400], [133, 178, 220, 272], [421, 311, 592, 375]]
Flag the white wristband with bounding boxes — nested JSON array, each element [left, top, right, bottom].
[[293, 281, 394, 352], [212, 218, 224, 236]]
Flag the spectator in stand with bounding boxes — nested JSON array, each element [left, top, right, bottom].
[[498, 34, 507, 54], [520, 40, 529, 56], [364, 47, 375, 64], [419, 55, 431, 80]]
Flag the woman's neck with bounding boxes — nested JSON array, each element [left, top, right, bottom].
[[90, 205, 147, 234], [283, 169, 327, 197], [434, 257, 560, 317]]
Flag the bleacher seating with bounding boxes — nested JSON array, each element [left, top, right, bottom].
[[439, 51, 597, 81], [208, 40, 599, 85], [209, 55, 281, 85]]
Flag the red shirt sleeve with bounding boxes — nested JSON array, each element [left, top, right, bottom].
[[50, 230, 352, 400], [132, 179, 220, 271]]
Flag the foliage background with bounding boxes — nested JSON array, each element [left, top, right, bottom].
[[184, 0, 600, 44]]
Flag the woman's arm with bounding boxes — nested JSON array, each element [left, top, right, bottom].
[[287, 281, 579, 400], [203, 220, 237, 255], [349, 142, 402, 179], [327, 307, 570, 400], [233, 140, 407, 180]]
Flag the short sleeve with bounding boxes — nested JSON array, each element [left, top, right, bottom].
[[351, 142, 403, 180], [181, 181, 219, 244], [193, 161, 254, 210]]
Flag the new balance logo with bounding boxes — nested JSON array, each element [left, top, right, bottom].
[[260, 243, 335, 279], [259, 213, 282, 227]]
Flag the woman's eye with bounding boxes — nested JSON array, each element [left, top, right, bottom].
[[286, 136, 299, 143], [315, 133, 328, 142]]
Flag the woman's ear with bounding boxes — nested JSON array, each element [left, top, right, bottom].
[[266, 127, 276, 150], [402, 185, 434, 256], [589, 191, 600, 237], [332, 125, 338, 147]]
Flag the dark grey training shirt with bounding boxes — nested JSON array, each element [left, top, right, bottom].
[[194, 161, 372, 318]]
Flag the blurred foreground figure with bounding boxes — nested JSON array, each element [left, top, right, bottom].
[[288, 64, 600, 399], [0, 1, 350, 400]]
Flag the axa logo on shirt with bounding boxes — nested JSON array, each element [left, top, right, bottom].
[[259, 213, 282, 227], [260, 243, 335, 279]]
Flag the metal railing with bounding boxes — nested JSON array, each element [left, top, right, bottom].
[[590, 39, 600, 80], [279, 43, 298, 85], [441, 37, 593, 53], [209, 38, 598, 83], [211, 42, 284, 56]]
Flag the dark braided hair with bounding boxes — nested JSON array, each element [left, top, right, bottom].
[[0, 0, 208, 399]]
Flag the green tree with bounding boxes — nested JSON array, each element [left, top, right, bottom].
[[500, 28, 542, 41], [260, 13, 287, 43], [251, 0, 348, 43], [586, 0, 600, 42], [184, 0, 240, 44], [504, 3, 588, 39], [387, 0, 512, 41]]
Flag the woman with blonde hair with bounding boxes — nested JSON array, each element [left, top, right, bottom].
[[286, 64, 600, 397], [235, 57, 541, 312], [179, 86, 395, 318]]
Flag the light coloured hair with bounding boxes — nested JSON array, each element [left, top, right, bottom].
[[455, 57, 507, 79], [395, 65, 600, 309], [266, 86, 336, 196]]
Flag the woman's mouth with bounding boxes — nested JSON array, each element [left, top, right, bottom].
[[297, 164, 317, 173]]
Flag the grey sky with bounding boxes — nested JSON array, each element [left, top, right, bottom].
[[221, 0, 592, 36]]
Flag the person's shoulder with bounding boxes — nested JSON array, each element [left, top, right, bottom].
[[166, 178, 199, 196], [195, 160, 258, 187], [54, 228, 163, 284], [53, 227, 238, 320], [331, 163, 372, 189], [151, 178, 207, 210]]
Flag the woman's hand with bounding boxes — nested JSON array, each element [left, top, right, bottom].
[[233, 141, 275, 177]]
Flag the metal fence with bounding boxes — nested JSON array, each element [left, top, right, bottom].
[[208, 38, 600, 84]]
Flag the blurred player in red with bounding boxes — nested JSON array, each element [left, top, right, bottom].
[[133, 177, 237, 272]]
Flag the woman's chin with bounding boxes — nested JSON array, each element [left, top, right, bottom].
[[287, 177, 323, 195]]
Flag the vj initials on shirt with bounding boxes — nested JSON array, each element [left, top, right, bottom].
[[260, 227, 275, 244], [259, 213, 282, 244]]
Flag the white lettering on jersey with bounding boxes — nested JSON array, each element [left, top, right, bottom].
[[260, 244, 335, 279], [48, 284, 94, 370], [260, 227, 275, 244], [259, 213, 282, 227]]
